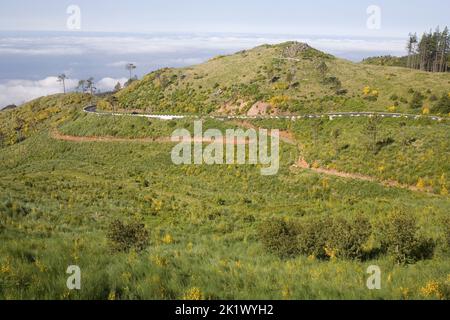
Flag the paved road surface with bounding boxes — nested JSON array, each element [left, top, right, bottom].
[[83, 106, 445, 122]]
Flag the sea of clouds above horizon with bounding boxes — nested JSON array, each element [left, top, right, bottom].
[[0, 32, 407, 108]]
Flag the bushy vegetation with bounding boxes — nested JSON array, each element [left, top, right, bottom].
[[259, 212, 443, 266], [432, 93, 450, 114], [295, 217, 330, 259], [94, 41, 450, 116], [107, 220, 149, 253], [0, 46, 449, 300], [260, 215, 371, 261], [326, 216, 372, 260], [288, 117, 450, 193], [0, 109, 449, 299], [258, 218, 299, 258], [380, 212, 436, 264], [362, 55, 408, 67], [0, 93, 93, 147]]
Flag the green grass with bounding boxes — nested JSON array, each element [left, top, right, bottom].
[[1, 52, 449, 300], [111, 42, 450, 116], [1, 120, 449, 299], [292, 117, 450, 191], [59, 112, 239, 139], [0, 93, 94, 147]]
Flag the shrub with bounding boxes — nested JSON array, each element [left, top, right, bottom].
[[0, 200, 31, 219], [409, 92, 425, 109], [322, 76, 342, 90], [107, 220, 149, 253], [380, 211, 436, 264], [296, 217, 329, 259], [258, 218, 299, 258], [335, 89, 348, 96], [268, 95, 290, 108], [261, 216, 372, 261], [390, 94, 399, 101], [431, 93, 450, 114], [326, 216, 372, 260], [97, 99, 113, 111], [420, 280, 450, 300]]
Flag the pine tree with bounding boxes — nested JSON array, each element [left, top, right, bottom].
[[406, 33, 414, 68], [406, 27, 449, 73]]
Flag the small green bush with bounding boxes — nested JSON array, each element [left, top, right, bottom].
[[296, 217, 329, 259], [432, 93, 450, 114], [0, 200, 31, 219], [260, 215, 372, 261], [410, 91, 425, 109], [381, 211, 436, 264], [322, 76, 342, 90], [390, 94, 399, 101], [107, 220, 149, 253], [326, 215, 372, 260], [258, 218, 299, 258]]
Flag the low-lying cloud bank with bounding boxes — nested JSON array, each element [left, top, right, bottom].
[[0, 76, 127, 109], [0, 32, 408, 109], [0, 33, 406, 57]]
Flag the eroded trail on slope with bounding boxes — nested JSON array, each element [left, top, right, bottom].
[[233, 121, 433, 194], [51, 129, 250, 144], [52, 122, 432, 194]]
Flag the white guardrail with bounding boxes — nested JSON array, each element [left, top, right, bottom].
[[83, 106, 445, 122]]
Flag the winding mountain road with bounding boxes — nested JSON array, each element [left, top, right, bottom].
[[83, 105, 446, 122], [50, 105, 446, 194]]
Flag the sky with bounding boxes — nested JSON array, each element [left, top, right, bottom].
[[1, 0, 448, 36], [0, 1, 449, 108]]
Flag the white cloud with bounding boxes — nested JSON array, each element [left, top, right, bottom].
[[0, 34, 407, 57], [169, 57, 204, 65], [0, 33, 408, 108], [95, 77, 128, 92], [0, 76, 127, 108]]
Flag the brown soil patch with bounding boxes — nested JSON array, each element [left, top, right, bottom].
[[51, 129, 250, 145]]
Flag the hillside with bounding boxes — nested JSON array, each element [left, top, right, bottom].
[[0, 93, 94, 148], [362, 54, 450, 71], [362, 55, 408, 68], [100, 41, 450, 116], [0, 43, 449, 300], [1, 94, 449, 300]]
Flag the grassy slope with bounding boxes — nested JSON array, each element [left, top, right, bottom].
[[362, 55, 408, 67], [249, 117, 450, 193], [58, 110, 449, 194], [1, 122, 449, 299], [0, 44, 450, 300], [112, 42, 450, 115], [293, 117, 450, 191], [363, 54, 450, 71], [0, 93, 94, 147]]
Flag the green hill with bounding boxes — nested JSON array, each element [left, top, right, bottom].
[[362, 55, 408, 68], [0, 93, 94, 148], [104, 41, 450, 116], [0, 42, 449, 300]]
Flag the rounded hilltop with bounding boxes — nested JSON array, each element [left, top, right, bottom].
[[107, 40, 449, 117]]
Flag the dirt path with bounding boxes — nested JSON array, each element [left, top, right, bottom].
[[231, 121, 297, 145], [232, 121, 433, 194], [51, 129, 250, 145], [291, 156, 430, 193], [52, 123, 433, 194]]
